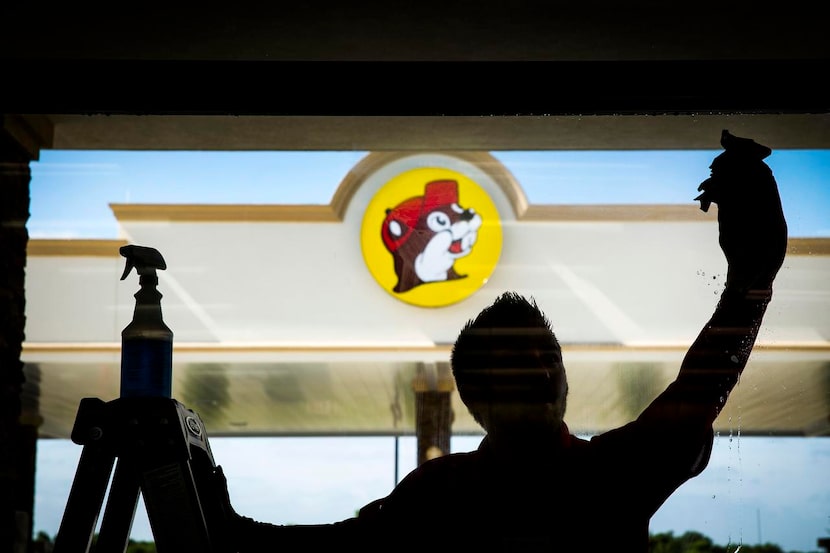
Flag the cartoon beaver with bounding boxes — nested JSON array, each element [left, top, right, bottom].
[[381, 179, 483, 294]]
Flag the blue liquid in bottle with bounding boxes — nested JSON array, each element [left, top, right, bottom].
[[120, 338, 173, 398]]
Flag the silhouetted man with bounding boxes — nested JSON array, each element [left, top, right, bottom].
[[209, 130, 788, 552]]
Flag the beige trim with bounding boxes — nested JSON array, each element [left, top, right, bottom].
[[331, 151, 528, 219], [108, 202, 711, 224], [27, 236, 830, 259], [21, 342, 830, 355], [787, 238, 830, 256], [27, 239, 128, 257], [22, 343, 452, 354], [522, 204, 705, 221], [110, 203, 339, 222], [115, 202, 713, 224]]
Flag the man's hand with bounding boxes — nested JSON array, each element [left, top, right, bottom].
[[695, 130, 788, 294]]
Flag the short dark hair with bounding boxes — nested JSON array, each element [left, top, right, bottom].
[[450, 292, 564, 408]]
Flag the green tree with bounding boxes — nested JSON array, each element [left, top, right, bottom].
[[32, 531, 53, 553], [125, 538, 157, 553], [650, 530, 727, 553], [648, 531, 824, 553]]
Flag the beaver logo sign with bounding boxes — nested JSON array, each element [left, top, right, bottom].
[[381, 179, 481, 293], [361, 166, 502, 307]]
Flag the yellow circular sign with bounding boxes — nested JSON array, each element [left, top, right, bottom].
[[361, 167, 502, 307]]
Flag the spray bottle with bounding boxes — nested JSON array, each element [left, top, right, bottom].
[[119, 244, 174, 398]]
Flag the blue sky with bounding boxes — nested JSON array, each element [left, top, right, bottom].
[[28, 149, 830, 551], [28, 149, 830, 238]]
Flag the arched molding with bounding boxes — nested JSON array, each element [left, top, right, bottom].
[[331, 151, 529, 220]]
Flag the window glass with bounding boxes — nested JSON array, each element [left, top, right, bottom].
[[27, 148, 830, 552]]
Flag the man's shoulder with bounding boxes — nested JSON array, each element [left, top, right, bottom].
[[420, 448, 483, 472], [394, 447, 486, 491]]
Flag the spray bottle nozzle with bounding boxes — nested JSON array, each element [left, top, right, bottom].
[[120, 245, 167, 280]]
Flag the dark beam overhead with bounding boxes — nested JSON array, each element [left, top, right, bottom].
[[4, 60, 829, 116]]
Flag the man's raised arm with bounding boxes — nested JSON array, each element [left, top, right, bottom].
[[648, 130, 788, 428]]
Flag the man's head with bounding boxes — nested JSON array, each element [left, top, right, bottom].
[[450, 292, 568, 437]]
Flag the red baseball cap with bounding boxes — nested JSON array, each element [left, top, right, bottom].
[[381, 180, 459, 252]]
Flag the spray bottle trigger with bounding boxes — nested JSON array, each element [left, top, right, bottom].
[[119, 245, 167, 279], [120, 257, 135, 281]]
